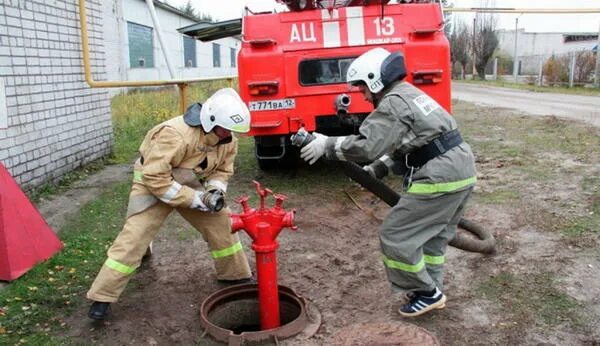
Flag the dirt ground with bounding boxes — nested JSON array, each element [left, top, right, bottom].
[[40, 102, 598, 345]]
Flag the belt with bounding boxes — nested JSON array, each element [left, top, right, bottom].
[[404, 129, 463, 168]]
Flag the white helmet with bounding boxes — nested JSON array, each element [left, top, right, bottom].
[[200, 88, 250, 133], [346, 47, 407, 93]]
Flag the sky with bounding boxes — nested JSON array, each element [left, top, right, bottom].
[[164, 0, 600, 33]]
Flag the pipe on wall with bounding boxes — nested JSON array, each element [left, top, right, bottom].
[[77, 0, 236, 112]]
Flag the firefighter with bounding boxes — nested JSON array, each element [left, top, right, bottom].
[[296, 47, 476, 317], [87, 88, 253, 320]]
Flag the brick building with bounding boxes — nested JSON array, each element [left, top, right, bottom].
[[0, 0, 111, 188], [0, 0, 241, 188]]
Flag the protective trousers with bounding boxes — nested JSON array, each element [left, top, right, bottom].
[[379, 187, 473, 294], [87, 198, 251, 303]]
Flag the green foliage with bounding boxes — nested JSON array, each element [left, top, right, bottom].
[[176, 0, 215, 22]]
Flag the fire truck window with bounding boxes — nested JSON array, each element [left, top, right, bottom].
[[299, 58, 355, 86]]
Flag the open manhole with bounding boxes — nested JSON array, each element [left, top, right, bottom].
[[200, 284, 320, 345], [329, 322, 440, 345]]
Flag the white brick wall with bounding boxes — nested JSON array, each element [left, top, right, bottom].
[[0, 0, 112, 189]]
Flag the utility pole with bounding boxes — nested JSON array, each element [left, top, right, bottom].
[[472, 17, 477, 79], [595, 22, 600, 88], [512, 14, 523, 83]]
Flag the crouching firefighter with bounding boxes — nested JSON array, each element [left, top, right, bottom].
[[294, 48, 477, 317], [87, 88, 253, 320]]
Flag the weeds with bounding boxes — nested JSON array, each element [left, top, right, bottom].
[[110, 80, 232, 164]]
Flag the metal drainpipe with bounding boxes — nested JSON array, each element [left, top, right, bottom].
[[145, 0, 176, 79], [77, 0, 237, 113]]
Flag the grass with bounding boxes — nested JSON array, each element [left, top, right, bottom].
[[110, 80, 232, 164], [475, 189, 521, 205], [0, 182, 131, 345], [475, 271, 583, 327], [454, 101, 599, 245], [456, 79, 600, 97], [560, 176, 599, 241]]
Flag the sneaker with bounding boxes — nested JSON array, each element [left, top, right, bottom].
[[398, 288, 446, 317], [88, 301, 110, 320]]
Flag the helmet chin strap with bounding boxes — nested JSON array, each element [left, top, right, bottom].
[[204, 132, 221, 146]]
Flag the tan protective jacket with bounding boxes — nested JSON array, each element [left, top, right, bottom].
[[128, 116, 237, 216]]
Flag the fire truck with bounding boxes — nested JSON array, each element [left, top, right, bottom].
[[238, 0, 450, 169], [182, 0, 451, 169]]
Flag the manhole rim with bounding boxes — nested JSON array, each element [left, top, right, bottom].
[[199, 283, 311, 344]]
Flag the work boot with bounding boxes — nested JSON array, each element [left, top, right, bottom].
[[217, 274, 256, 286], [88, 301, 110, 320], [398, 287, 446, 317]]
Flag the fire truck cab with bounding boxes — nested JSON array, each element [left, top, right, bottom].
[[185, 1, 451, 169]]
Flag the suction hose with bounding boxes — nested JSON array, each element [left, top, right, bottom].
[[335, 160, 496, 254]]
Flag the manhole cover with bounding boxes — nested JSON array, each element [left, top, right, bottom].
[[329, 322, 440, 346]]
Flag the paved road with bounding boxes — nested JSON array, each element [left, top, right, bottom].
[[452, 82, 600, 127]]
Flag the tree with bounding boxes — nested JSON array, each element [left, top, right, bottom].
[[449, 19, 470, 79], [176, 0, 215, 22], [470, 2, 499, 80]]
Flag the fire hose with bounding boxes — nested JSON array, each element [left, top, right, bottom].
[[291, 131, 496, 254]]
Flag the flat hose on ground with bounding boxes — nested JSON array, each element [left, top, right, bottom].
[[335, 161, 496, 254]]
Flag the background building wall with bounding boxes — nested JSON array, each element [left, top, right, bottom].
[[102, 0, 240, 96], [497, 29, 597, 74], [0, 0, 112, 188]]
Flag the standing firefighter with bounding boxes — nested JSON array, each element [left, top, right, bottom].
[[295, 48, 476, 317], [87, 88, 253, 320]]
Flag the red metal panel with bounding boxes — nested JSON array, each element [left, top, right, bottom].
[[0, 163, 63, 281]]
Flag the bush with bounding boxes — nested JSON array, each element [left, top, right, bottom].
[[543, 56, 569, 86], [574, 51, 596, 83]]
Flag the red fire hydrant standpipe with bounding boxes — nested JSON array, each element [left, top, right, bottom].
[[230, 181, 297, 330]]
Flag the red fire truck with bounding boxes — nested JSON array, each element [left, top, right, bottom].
[[183, 1, 450, 169]]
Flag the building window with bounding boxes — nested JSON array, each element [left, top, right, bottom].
[[183, 36, 197, 68], [127, 22, 154, 68], [213, 43, 221, 68], [230, 48, 236, 67], [299, 57, 355, 85]]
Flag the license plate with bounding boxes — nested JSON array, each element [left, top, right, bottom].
[[249, 98, 295, 112]]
